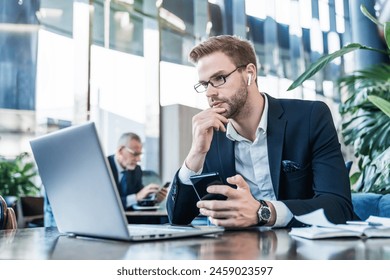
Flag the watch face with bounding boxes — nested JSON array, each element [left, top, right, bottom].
[[260, 207, 271, 220]]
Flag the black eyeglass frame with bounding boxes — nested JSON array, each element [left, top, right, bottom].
[[193, 64, 247, 93]]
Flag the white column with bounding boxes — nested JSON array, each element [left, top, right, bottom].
[[143, 0, 160, 173], [73, 0, 91, 123]]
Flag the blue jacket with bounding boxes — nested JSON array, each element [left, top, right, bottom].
[[167, 94, 355, 227], [107, 155, 143, 209]]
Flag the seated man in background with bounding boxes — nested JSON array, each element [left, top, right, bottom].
[[167, 35, 355, 228], [108, 132, 167, 210]]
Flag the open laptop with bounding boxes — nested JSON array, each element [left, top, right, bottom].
[[30, 122, 224, 241]]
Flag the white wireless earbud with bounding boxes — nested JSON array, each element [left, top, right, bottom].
[[247, 74, 252, 86]]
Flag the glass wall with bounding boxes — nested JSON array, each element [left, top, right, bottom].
[[0, 1, 39, 110], [2, 0, 385, 178]]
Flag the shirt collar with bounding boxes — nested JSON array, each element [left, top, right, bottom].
[[226, 92, 269, 142]]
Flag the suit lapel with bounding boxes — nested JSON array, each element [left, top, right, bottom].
[[266, 94, 286, 197]]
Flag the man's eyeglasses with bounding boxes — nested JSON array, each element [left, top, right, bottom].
[[124, 147, 143, 157], [194, 65, 247, 93]]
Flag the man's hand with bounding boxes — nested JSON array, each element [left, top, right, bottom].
[[155, 186, 168, 203], [185, 108, 228, 172], [136, 183, 160, 201], [196, 174, 261, 228]]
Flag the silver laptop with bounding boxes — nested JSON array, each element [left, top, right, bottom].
[[30, 122, 224, 241]]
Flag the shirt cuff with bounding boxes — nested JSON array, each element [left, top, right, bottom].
[[270, 200, 293, 227], [178, 162, 202, 185], [126, 194, 137, 208]]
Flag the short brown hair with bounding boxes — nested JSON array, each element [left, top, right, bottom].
[[189, 35, 257, 70]]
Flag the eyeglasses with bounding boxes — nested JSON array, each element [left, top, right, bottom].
[[124, 147, 143, 157], [194, 65, 247, 93]]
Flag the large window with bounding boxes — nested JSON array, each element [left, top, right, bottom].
[[0, 1, 40, 110], [0, 0, 359, 171]]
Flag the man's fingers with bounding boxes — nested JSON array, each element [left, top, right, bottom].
[[199, 208, 234, 219], [156, 188, 168, 201], [195, 118, 226, 134], [193, 108, 228, 133], [208, 217, 237, 227], [158, 188, 168, 194], [145, 184, 160, 193], [227, 174, 250, 190], [205, 184, 232, 196], [197, 199, 230, 211]]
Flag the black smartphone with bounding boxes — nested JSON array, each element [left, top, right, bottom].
[[189, 172, 227, 201]]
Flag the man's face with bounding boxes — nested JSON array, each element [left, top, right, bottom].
[[118, 139, 143, 170], [196, 52, 248, 119]]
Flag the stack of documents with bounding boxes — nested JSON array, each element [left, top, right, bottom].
[[289, 209, 390, 239]]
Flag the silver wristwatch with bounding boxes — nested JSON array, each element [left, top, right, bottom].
[[257, 200, 271, 226]]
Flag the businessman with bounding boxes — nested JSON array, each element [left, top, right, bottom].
[[167, 35, 355, 228], [108, 132, 167, 210]]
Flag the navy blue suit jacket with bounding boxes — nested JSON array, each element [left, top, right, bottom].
[[167, 94, 355, 227], [107, 155, 143, 209]]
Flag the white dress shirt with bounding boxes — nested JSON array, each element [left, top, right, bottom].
[[179, 94, 293, 227]]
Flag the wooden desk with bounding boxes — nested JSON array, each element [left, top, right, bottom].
[[1, 227, 390, 260]]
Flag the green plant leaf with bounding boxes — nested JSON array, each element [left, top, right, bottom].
[[0, 153, 40, 197], [350, 172, 361, 186], [339, 64, 390, 193], [368, 95, 390, 118], [385, 22, 390, 52], [360, 4, 383, 27], [288, 44, 375, 91]]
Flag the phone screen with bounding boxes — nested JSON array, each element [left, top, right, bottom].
[[189, 172, 227, 201]]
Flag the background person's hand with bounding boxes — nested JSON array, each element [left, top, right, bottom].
[[136, 183, 160, 201], [196, 174, 261, 227], [155, 187, 168, 203]]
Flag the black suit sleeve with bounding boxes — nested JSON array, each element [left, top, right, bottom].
[[166, 170, 201, 225]]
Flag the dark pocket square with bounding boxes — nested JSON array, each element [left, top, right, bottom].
[[282, 160, 302, 173]]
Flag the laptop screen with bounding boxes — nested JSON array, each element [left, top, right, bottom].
[[30, 122, 131, 240]]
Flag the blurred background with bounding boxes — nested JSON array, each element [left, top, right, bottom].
[[0, 0, 389, 211]]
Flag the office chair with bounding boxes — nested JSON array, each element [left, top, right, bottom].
[[0, 195, 17, 230], [16, 196, 44, 228]]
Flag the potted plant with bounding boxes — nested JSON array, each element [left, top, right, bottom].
[[288, 5, 390, 195], [0, 152, 40, 206], [338, 64, 390, 193]]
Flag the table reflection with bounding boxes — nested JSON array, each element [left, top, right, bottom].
[[198, 228, 295, 259], [293, 236, 390, 260], [1, 227, 390, 260], [48, 228, 293, 260]]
